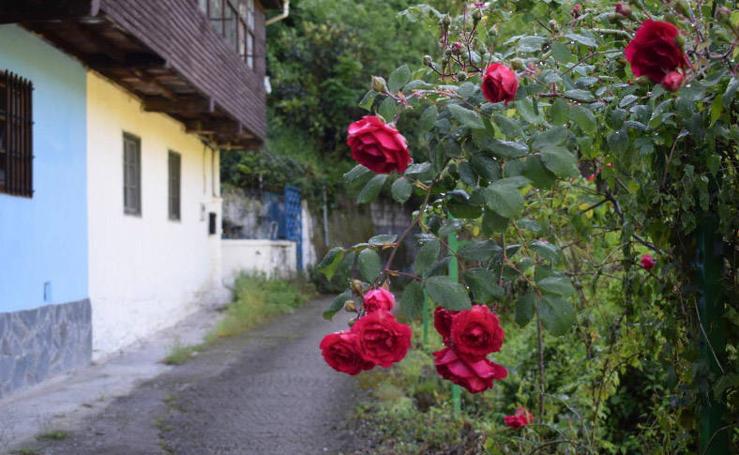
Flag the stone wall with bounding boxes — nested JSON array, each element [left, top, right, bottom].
[[0, 300, 92, 398]]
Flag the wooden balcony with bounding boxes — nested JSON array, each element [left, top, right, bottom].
[[0, 0, 281, 149]]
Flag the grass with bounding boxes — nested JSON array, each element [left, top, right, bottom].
[[34, 430, 68, 441], [163, 342, 202, 366], [163, 273, 314, 365], [12, 449, 41, 455]]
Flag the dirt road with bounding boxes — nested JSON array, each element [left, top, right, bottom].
[[24, 297, 363, 455]]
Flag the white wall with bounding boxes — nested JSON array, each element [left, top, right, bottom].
[[221, 240, 296, 287], [87, 72, 225, 360]]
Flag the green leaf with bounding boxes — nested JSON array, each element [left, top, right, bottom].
[[358, 248, 382, 282], [551, 42, 574, 63], [388, 64, 412, 92], [358, 90, 378, 111], [458, 240, 501, 261], [368, 234, 397, 246], [564, 89, 594, 103], [550, 98, 569, 125], [532, 126, 569, 150], [415, 239, 440, 276], [492, 114, 524, 137], [419, 105, 438, 132], [488, 139, 529, 158], [317, 247, 345, 280], [515, 292, 536, 327], [565, 32, 597, 48], [470, 155, 500, 181], [537, 275, 576, 296], [391, 177, 413, 203], [378, 97, 400, 122], [344, 164, 371, 185], [607, 129, 629, 154], [357, 174, 387, 204], [482, 181, 524, 218], [447, 200, 482, 219], [515, 99, 544, 124], [464, 269, 504, 303], [569, 105, 597, 134], [518, 35, 547, 52], [722, 77, 738, 107], [540, 145, 579, 178], [522, 156, 556, 189], [710, 95, 724, 126], [482, 209, 509, 235], [424, 276, 472, 310], [531, 240, 560, 262], [399, 281, 424, 320], [538, 295, 576, 336], [448, 104, 484, 129], [323, 289, 352, 320]]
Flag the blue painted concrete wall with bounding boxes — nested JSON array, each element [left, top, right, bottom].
[[0, 25, 88, 312]]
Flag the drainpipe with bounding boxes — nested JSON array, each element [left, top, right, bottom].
[[265, 0, 290, 26]]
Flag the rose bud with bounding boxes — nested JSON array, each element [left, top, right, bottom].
[[371, 76, 388, 93], [662, 71, 684, 92], [615, 2, 632, 17], [362, 288, 395, 313], [640, 254, 656, 270], [451, 41, 463, 54], [571, 3, 583, 18], [423, 55, 434, 67], [456, 72, 468, 81], [481, 63, 518, 105], [548, 19, 559, 33], [343, 300, 357, 312]]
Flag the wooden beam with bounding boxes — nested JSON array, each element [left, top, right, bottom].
[[185, 119, 242, 136], [87, 53, 165, 71], [142, 96, 214, 114], [0, 0, 95, 23]]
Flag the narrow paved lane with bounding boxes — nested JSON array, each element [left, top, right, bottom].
[[28, 297, 363, 455]]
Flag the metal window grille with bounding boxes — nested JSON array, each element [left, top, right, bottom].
[[168, 151, 181, 221], [123, 133, 142, 215], [0, 70, 33, 198]]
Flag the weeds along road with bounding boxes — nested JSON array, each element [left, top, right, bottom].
[[27, 297, 363, 455]]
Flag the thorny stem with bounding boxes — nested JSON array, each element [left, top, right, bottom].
[[536, 309, 545, 422]]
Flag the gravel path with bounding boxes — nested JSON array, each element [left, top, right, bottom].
[[25, 297, 363, 455]]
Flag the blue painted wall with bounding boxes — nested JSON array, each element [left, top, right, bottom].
[[0, 25, 88, 312]]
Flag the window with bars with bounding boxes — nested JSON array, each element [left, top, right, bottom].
[[0, 70, 34, 198], [123, 133, 141, 216], [199, 0, 256, 70], [168, 151, 181, 221]]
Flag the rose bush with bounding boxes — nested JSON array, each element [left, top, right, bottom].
[[318, 0, 738, 452]]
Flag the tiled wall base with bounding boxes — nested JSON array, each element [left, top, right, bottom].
[[0, 299, 91, 398]]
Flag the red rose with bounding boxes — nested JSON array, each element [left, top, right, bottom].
[[504, 407, 534, 429], [481, 63, 518, 105], [363, 288, 395, 313], [320, 331, 375, 375], [661, 71, 684, 92], [352, 310, 412, 367], [640, 254, 656, 270], [433, 307, 458, 343], [625, 20, 689, 84], [450, 305, 505, 361], [433, 347, 508, 393], [347, 115, 411, 174]]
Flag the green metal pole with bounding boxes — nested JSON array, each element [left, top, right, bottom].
[[696, 214, 728, 455], [448, 230, 461, 415]]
